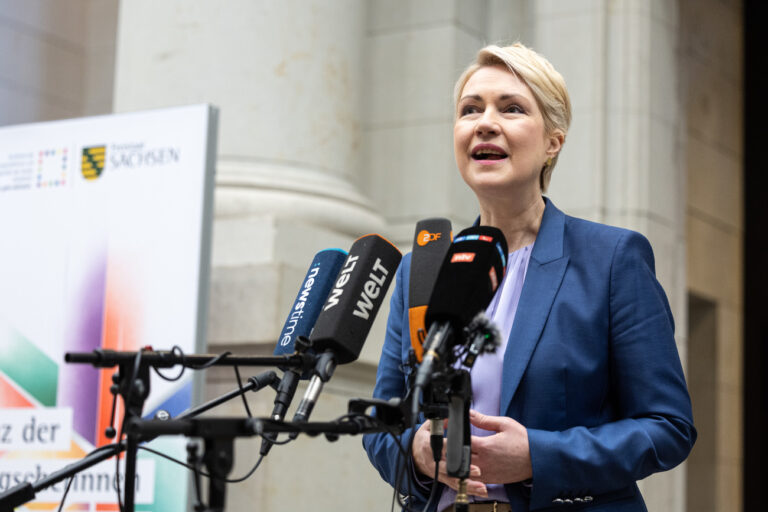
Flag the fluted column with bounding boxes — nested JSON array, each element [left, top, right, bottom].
[[531, 1, 688, 511], [113, 0, 383, 348], [112, 2, 391, 510]]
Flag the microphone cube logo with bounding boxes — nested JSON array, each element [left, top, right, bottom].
[[81, 145, 106, 180], [451, 252, 476, 263]]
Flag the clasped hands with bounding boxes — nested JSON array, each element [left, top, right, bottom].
[[412, 410, 532, 498]]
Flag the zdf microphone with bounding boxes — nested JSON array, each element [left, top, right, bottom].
[[408, 218, 452, 363]]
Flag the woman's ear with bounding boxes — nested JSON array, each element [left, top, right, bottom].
[[547, 130, 565, 157]]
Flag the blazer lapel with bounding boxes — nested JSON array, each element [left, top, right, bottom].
[[500, 198, 569, 416]]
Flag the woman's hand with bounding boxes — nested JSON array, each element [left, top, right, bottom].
[[412, 420, 488, 497], [469, 410, 533, 484]]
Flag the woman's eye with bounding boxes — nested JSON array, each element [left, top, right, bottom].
[[505, 104, 524, 114], [460, 105, 480, 116]]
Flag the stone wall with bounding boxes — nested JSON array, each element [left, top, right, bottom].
[[0, 1, 745, 511]]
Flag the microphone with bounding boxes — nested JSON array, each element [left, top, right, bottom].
[[412, 226, 507, 418], [408, 218, 452, 362], [290, 234, 402, 432], [260, 248, 347, 456]]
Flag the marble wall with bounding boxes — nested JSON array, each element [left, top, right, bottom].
[[0, 0, 117, 124]]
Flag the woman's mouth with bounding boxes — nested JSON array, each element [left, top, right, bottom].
[[471, 144, 508, 161]]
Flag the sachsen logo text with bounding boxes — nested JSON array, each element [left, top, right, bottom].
[[81, 146, 106, 180]]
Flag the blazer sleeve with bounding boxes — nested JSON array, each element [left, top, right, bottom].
[[362, 256, 432, 506], [526, 231, 697, 509]]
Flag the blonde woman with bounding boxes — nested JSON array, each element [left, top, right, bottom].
[[364, 44, 695, 512]]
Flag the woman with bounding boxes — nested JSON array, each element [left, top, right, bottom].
[[363, 43, 696, 511]]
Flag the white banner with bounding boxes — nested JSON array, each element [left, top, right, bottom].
[[0, 458, 155, 504], [0, 407, 72, 452], [0, 104, 217, 511]]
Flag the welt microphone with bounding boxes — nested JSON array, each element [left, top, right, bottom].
[[412, 226, 508, 411], [260, 248, 347, 456], [290, 234, 402, 433], [408, 218, 452, 363]]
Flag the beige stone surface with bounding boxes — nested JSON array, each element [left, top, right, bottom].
[[686, 137, 743, 231], [368, 26, 456, 127], [685, 57, 743, 159], [547, 107, 604, 215], [0, 0, 117, 125], [203, 362, 391, 510], [0, 18, 84, 106], [682, 0, 744, 509], [716, 387, 742, 465], [686, 214, 742, 308], [716, 306, 743, 390], [115, 0, 367, 182], [716, 460, 742, 512]]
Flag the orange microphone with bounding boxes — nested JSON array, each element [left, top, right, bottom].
[[408, 218, 452, 362]]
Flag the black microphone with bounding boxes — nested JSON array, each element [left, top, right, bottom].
[[290, 234, 402, 433], [260, 249, 348, 456], [412, 226, 507, 418], [408, 218, 452, 363]]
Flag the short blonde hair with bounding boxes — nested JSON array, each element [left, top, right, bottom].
[[454, 43, 572, 192]]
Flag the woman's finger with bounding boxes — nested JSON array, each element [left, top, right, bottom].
[[469, 409, 508, 432]]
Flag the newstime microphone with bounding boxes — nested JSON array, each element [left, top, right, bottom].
[[290, 234, 402, 432], [260, 248, 348, 456], [412, 226, 507, 418]]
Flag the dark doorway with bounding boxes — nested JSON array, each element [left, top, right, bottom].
[[743, 1, 768, 509], [686, 294, 717, 512]]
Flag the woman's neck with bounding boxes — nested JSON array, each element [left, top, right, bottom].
[[478, 194, 545, 253]]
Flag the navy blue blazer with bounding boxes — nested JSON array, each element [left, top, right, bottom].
[[363, 198, 696, 511]]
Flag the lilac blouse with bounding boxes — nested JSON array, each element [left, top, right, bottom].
[[437, 243, 533, 511]]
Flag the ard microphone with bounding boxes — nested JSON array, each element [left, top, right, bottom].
[[408, 218, 452, 362], [413, 226, 507, 394], [261, 248, 347, 456], [290, 234, 402, 431]]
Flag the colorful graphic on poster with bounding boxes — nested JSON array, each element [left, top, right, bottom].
[[0, 105, 216, 511]]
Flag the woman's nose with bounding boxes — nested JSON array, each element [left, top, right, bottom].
[[475, 109, 499, 135]]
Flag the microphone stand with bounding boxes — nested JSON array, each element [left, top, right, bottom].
[[62, 348, 315, 511], [128, 417, 259, 512], [124, 396, 411, 511], [446, 371, 472, 512], [65, 349, 314, 370], [412, 314, 499, 512], [0, 368, 281, 512]]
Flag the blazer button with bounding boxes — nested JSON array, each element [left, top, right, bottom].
[[574, 498, 584, 503], [584, 496, 593, 502], [563, 499, 573, 504], [552, 498, 564, 504]]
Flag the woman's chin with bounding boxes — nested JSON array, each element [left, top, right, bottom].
[[465, 171, 539, 197]]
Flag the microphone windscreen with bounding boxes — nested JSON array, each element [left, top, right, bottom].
[[310, 234, 403, 364], [273, 248, 348, 359], [408, 218, 452, 362], [425, 226, 507, 330]]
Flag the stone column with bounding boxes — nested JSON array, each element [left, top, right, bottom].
[[112, 1, 391, 509], [363, 0, 491, 246], [114, 0, 383, 347], [531, 1, 688, 511]]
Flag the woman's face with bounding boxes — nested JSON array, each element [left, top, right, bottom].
[[454, 65, 559, 202]]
